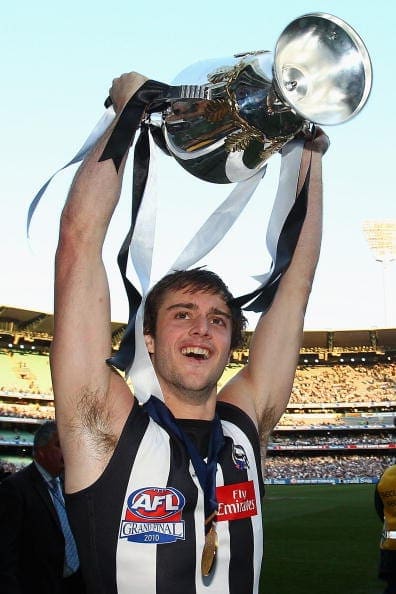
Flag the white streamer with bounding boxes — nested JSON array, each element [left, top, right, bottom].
[[27, 108, 115, 235], [27, 105, 305, 406], [127, 139, 304, 403], [253, 139, 304, 288], [127, 148, 268, 403]]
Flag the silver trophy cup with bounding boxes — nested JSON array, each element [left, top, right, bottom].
[[157, 13, 372, 183]]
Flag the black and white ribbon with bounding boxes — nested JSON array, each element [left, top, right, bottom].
[[122, 133, 267, 401], [27, 82, 308, 404], [27, 108, 116, 236]]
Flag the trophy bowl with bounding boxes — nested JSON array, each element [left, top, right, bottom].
[[160, 13, 372, 184]]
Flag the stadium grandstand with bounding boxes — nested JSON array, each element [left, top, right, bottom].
[[1, 306, 395, 485]]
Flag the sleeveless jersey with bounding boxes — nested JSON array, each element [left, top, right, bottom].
[[66, 399, 264, 594], [377, 465, 396, 551]]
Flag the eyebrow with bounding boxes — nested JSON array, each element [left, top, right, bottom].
[[166, 302, 231, 319]]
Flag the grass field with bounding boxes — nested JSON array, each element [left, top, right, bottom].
[[0, 464, 385, 592], [260, 484, 384, 594]]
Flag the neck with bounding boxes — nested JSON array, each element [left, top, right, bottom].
[[163, 388, 217, 420]]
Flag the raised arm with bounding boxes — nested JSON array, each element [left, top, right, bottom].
[[219, 129, 329, 445], [50, 73, 148, 491]]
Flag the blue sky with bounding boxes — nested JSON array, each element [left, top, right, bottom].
[[1, 0, 395, 330]]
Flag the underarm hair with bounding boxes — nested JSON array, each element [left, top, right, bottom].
[[258, 405, 277, 459], [73, 387, 118, 458]]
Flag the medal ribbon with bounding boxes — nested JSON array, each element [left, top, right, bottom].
[[143, 395, 225, 526]]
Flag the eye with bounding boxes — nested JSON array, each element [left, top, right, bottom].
[[211, 317, 226, 326], [175, 311, 190, 319]]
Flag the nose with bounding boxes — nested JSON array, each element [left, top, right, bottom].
[[188, 315, 211, 337]]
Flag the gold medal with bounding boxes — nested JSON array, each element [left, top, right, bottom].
[[201, 524, 218, 577]]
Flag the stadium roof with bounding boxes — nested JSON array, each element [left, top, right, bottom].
[[0, 306, 125, 341], [1, 305, 396, 349]]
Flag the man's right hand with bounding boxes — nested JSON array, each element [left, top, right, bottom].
[[108, 71, 149, 114]]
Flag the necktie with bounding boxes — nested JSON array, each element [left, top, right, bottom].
[[49, 477, 79, 576]]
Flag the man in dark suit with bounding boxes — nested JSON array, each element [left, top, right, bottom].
[[0, 421, 85, 594]]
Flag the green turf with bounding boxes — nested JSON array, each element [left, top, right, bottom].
[[0, 468, 386, 591], [260, 484, 384, 594]]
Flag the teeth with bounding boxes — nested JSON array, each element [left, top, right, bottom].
[[181, 347, 209, 359]]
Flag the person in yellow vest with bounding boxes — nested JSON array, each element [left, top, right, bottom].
[[375, 464, 396, 593]]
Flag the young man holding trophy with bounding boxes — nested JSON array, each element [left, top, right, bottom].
[[49, 70, 328, 594], [23, 12, 369, 594]]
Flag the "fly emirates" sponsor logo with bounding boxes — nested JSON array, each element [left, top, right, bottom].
[[216, 480, 257, 522]]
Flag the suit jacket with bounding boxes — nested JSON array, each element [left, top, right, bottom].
[[0, 462, 85, 594]]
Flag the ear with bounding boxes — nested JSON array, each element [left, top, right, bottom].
[[34, 446, 44, 465], [144, 334, 155, 354]]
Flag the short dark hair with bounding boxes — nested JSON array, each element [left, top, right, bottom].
[[33, 421, 57, 451], [143, 268, 247, 350]]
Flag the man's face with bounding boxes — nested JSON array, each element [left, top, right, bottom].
[[35, 431, 64, 477], [145, 288, 232, 402]]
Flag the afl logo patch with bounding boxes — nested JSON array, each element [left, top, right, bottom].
[[119, 487, 186, 544], [232, 444, 250, 470]]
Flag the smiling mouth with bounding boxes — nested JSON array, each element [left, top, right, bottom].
[[181, 347, 210, 360]]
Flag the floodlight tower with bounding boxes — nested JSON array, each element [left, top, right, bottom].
[[362, 220, 396, 327]]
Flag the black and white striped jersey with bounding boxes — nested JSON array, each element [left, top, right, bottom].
[[66, 399, 264, 594]]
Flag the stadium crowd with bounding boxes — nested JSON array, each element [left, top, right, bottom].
[[291, 363, 396, 404], [1, 352, 395, 483], [263, 454, 395, 480], [277, 411, 395, 428], [0, 460, 22, 480], [269, 432, 396, 447], [2, 445, 395, 482], [0, 401, 54, 420], [1, 356, 395, 404]]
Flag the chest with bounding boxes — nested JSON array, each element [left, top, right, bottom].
[[118, 420, 260, 543]]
